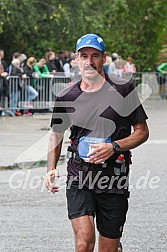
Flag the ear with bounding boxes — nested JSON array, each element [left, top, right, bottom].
[[103, 52, 107, 64]]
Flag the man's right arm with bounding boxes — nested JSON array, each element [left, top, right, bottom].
[[45, 131, 64, 193], [47, 131, 64, 172]]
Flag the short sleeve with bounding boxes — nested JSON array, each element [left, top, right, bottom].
[[127, 82, 148, 125], [50, 96, 70, 133]]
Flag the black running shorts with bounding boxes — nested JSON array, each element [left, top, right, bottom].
[[66, 183, 128, 239]]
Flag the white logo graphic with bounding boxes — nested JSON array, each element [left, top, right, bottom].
[[86, 40, 91, 44], [97, 37, 103, 43]]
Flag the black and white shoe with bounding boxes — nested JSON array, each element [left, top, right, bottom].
[[118, 241, 123, 252]]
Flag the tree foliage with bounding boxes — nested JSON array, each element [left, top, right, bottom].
[[0, 0, 167, 70]]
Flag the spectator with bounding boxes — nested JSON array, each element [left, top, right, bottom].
[[108, 53, 123, 78], [54, 52, 63, 72], [0, 54, 8, 78], [44, 48, 52, 62], [8, 52, 22, 75], [46, 51, 58, 74], [0, 49, 8, 71], [0, 53, 9, 116], [33, 58, 52, 78], [63, 52, 76, 77], [20, 53, 27, 68], [103, 56, 112, 74], [33, 58, 53, 102], [23, 57, 36, 82], [123, 57, 136, 81], [9, 58, 27, 116], [56, 51, 65, 72], [63, 53, 72, 77], [23, 57, 38, 107], [124, 57, 136, 73], [157, 62, 167, 99], [63, 50, 70, 65]]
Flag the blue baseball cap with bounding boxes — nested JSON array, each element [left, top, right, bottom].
[[76, 34, 105, 52]]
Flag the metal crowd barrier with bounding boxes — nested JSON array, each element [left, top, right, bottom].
[[0, 76, 71, 111], [0, 72, 166, 113], [121, 71, 166, 98], [133, 72, 166, 99]]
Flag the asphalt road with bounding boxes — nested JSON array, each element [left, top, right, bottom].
[[0, 99, 167, 251]]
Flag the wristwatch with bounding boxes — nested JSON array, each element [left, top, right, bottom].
[[111, 141, 121, 153]]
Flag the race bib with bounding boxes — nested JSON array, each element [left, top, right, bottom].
[[78, 136, 111, 162]]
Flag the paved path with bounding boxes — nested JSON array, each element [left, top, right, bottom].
[[0, 113, 69, 168], [0, 100, 167, 251]]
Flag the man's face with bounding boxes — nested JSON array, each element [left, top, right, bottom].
[[76, 47, 106, 80]]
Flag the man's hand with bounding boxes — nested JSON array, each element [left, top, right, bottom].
[[45, 169, 59, 194], [87, 143, 114, 164]]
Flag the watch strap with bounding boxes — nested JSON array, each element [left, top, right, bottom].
[[111, 141, 121, 153]]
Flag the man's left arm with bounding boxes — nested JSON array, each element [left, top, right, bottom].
[[115, 121, 149, 151], [88, 121, 149, 164]]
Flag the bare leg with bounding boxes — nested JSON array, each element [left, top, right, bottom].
[[71, 215, 95, 252], [98, 234, 120, 252]]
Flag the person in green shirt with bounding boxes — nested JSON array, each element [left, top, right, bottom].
[[33, 58, 51, 78], [33, 58, 53, 99], [157, 62, 167, 99]]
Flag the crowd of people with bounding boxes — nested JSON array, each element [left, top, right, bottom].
[[0, 49, 82, 116]]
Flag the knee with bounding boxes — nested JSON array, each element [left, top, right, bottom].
[[76, 240, 94, 252], [35, 90, 38, 96]]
